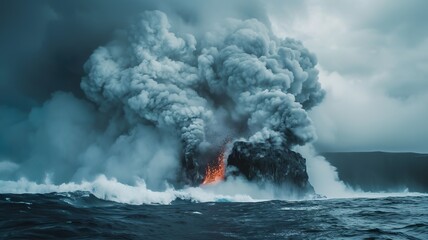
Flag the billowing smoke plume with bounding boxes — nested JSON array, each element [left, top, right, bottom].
[[0, 8, 324, 189], [81, 11, 324, 182], [82, 11, 210, 174]]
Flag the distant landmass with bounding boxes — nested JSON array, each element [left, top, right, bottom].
[[322, 152, 428, 193]]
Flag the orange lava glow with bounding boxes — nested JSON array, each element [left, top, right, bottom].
[[202, 147, 226, 185]]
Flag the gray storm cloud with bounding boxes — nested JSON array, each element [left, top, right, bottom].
[[81, 10, 325, 181]]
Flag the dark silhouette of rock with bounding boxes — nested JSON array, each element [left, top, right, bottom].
[[227, 141, 314, 195]]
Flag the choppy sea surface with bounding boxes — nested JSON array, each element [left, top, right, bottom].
[[0, 192, 427, 239]]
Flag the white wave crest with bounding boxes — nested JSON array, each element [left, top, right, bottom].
[[1, 174, 425, 205], [0, 175, 280, 204]]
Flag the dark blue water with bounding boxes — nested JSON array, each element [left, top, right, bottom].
[[1, 192, 427, 239]]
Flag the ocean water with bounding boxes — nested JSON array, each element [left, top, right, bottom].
[[1, 192, 427, 239]]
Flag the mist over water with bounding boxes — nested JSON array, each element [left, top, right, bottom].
[[1, 2, 428, 240], [1, 148, 422, 205], [0, 9, 328, 199], [0, 8, 424, 205]]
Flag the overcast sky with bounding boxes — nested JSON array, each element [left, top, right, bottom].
[[268, 0, 428, 153], [1, 0, 427, 153]]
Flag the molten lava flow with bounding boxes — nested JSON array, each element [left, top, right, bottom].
[[202, 146, 226, 185]]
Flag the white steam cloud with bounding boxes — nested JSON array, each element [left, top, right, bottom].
[[81, 11, 324, 182], [0, 10, 325, 195], [1, 4, 424, 204]]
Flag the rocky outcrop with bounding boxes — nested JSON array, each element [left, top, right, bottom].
[[227, 141, 314, 195]]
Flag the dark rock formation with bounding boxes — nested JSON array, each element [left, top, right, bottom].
[[227, 141, 314, 195], [180, 155, 200, 185]]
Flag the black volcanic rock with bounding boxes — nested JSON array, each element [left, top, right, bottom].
[[181, 154, 205, 186], [227, 141, 314, 195]]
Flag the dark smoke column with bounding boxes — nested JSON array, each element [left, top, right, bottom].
[[81, 11, 325, 188]]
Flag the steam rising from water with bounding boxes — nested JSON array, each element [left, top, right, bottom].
[[0, 174, 424, 205], [81, 11, 324, 181], [1, 10, 416, 203]]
